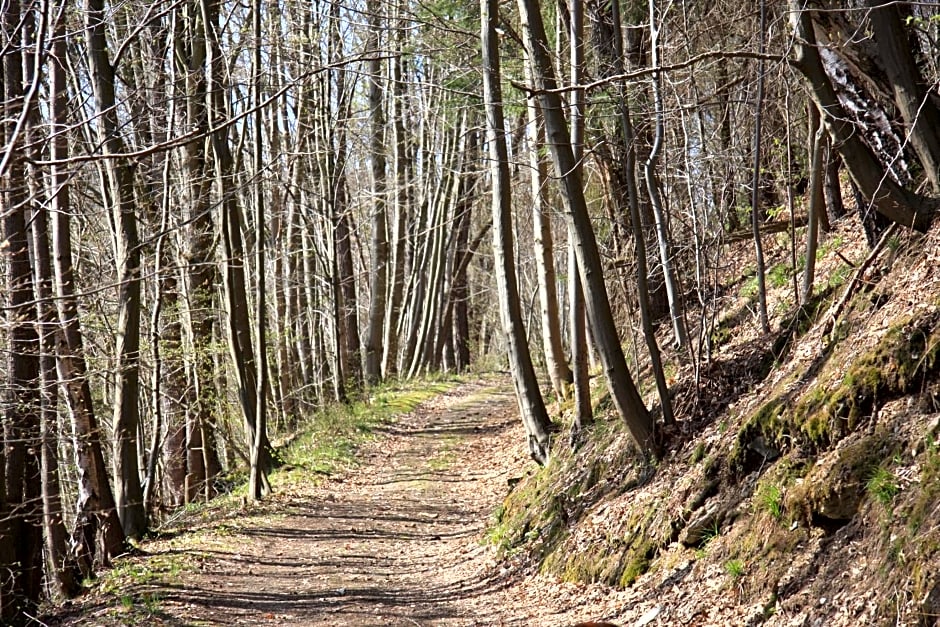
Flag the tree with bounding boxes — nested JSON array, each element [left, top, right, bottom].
[[46, 2, 125, 574], [789, 2, 933, 232], [482, 0, 555, 464], [524, 64, 572, 401], [866, 0, 940, 193], [645, 0, 689, 348], [249, 0, 270, 500], [85, 0, 147, 538], [364, 0, 390, 385], [749, 0, 770, 333], [2, 0, 43, 615], [203, 0, 274, 480], [517, 0, 655, 452], [609, 0, 673, 425], [566, 0, 592, 433]]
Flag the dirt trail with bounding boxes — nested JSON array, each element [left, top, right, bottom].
[[164, 379, 525, 626], [54, 377, 635, 626], [63, 377, 610, 626]]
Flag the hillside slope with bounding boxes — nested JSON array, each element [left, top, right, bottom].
[[490, 217, 940, 625]]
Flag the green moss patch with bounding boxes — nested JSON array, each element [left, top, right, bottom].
[[736, 309, 940, 470]]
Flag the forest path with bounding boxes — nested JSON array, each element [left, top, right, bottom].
[[160, 377, 523, 626], [78, 376, 572, 626]]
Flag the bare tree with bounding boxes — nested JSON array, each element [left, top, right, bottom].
[[249, 0, 270, 500], [517, 0, 654, 452], [364, 0, 390, 384], [482, 0, 555, 464], [85, 0, 147, 538], [2, 0, 44, 614]]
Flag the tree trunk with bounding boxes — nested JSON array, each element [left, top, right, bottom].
[[85, 0, 147, 539], [525, 67, 573, 400], [48, 6, 125, 572], [645, 0, 688, 350], [517, 0, 654, 452], [481, 0, 554, 464], [611, 0, 673, 426], [383, 13, 411, 378], [452, 170, 474, 372], [364, 0, 389, 384], [867, 0, 940, 193], [31, 151, 81, 599], [567, 0, 591, 433], [750, 0, 770, 334], [248, 0, 270, 501], [789, 2, 932, 231], [801, 104, 824, 303], [202, 0, 273, 471], [2, 1, 44, 611], [179, 0, 221, 503], [824, 146, 845, 223]]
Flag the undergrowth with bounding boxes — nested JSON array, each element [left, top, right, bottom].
[[483, 230, 940, 624], [277, 377, 455, 484]]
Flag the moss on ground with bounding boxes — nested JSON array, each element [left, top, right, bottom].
[[735, 308, 940, 470]]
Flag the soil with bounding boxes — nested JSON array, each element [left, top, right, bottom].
[[50, 376, 627, 626]]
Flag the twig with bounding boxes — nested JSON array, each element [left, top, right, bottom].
[[821, 223, 898, 339]]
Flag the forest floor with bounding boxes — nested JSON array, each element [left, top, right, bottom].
[[46, 376, 631, 626]]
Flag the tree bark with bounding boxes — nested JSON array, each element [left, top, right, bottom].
[[645, 0, 688, 349], [517, 0, 654, 452], [789, 3, 932, 232], [85, 0, 147, 539], [364, 0, 389, 384], [867, 0, 940, 193], [31, 119, 81, 597], [202, 0, 274, 470], [178, 0, 222, 503], [248, 0, 270, 501], [383, 10, 411, 378], [750, 0, 770, 334], [611, 0, 673, 426], [802, 104, 824, 304], [567, 0, 591, 433], [48, 6, 125, 572], [482, 0, 554, 464], [525, 67, 573, 400], [2, 1, 44, 612]]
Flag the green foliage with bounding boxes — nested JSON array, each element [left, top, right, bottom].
[[828, 263, 852, 289], [867, 466, 900, 508], [905, 14, 940, 26], [701, 519, 722, 546], [91, 552, 188, 621], [768, 263, 793, 289], [817, 235, 844, 259], [757, 483, 783, 520], [909, 438, 940, 533], [280, 379, 455, 479], [737, 309, 940, 466], [741, 274, 760, 300], [766, 204, 787, 220], [725, 559, 746, 578]]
